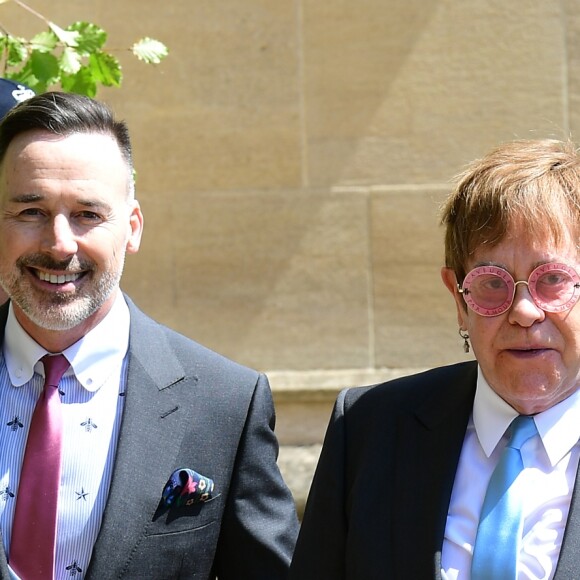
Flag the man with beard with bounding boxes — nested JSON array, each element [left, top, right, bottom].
[[0, 92, 298, 579]]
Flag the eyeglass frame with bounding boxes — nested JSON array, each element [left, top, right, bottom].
[[457, 262, 580, 317]]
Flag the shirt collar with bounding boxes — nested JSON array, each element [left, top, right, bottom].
[[3, 292, 130, 392], [473, 365, 580, 467]]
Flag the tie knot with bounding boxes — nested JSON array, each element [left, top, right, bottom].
[[41, 354, 70, 389], [507, 415, 537, 451]]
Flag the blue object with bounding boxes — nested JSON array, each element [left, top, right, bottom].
[[0, 79, 34, 120], [471, 415, 538, 579]]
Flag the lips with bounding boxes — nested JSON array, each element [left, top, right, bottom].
[[504, 347, 554, 358], [17, 253, 93, 286], [508, 346, 546, 351]]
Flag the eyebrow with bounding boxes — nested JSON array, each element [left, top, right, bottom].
[[7, 193, 113, 212], [8, 193, 43, 203], [75, 199, 113, 212], [472, 259, 566, 272]]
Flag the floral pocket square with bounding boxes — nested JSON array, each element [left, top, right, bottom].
[[153, 468, 215, 521], [163, 468, 215, 506]]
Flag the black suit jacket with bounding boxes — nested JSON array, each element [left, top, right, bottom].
[[290, 361, 580, 579], [0, 297, 298, 579]]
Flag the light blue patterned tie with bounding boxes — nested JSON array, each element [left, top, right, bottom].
[[471, 415, 537, 580]]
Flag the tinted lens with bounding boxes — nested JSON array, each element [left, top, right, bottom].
[[535, 271, 574, 304], [529, 264, 580, 311], [462, 263, 580, 316], [467, 273, 510, 310]]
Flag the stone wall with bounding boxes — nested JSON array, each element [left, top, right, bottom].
[[3, 0, 580, 513]]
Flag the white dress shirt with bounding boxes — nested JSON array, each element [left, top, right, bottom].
[[441, 368, 580, 579], [0, 293, 129, 579]]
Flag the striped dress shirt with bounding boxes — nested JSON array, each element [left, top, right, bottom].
[[0, 293, 129, 579]]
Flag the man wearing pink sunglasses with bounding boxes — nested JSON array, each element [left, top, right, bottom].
[[291, 139, 580, 579]]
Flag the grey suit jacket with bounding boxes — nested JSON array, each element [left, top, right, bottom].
[[290, 361, 580, 579], [0, 297, 298, 579]]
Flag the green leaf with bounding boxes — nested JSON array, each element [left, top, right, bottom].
[[7, 62, 43, 93], [132, 37, 168, 64], [48, 22, 79, 47], [30, 31, 58, 53], [5, 36, 29, 67], [29, 50, 60, 84], [89, 51, 122, 87], [68, 22, 107, 56], [59, 46, 83, 74], [61, 67, 97, 97]]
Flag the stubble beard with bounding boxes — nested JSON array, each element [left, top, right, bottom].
[[0, 253, 125, 331]]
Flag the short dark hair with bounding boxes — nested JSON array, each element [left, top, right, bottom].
[[0, 91, 134, 195]]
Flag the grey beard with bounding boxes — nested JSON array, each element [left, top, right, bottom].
[[0, 252, 125, 331]]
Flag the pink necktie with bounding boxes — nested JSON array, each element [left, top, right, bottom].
[[10, 354, 70, 580]]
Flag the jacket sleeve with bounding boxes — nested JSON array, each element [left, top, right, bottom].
[[289, 388, 350, 579], [214, 373, 299, 579]]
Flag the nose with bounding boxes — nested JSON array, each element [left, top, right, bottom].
[[508, 281, 545, 326], [42, 214, 78, 258]]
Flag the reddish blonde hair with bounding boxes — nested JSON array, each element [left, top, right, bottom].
[[441, 139, 580, 281]]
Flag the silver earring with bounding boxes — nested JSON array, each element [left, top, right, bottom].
[[458, 329, 470, 353]]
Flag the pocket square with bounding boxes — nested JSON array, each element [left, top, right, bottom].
[[162, 467, 215, 507], [153, 467, 215, 523]]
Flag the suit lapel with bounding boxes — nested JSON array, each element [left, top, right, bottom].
[[87, 301, 197, 578], [553, 453, 580, 578], [391, 363, 477, 579]]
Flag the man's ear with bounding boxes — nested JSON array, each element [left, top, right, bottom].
[[441, 267, 469, 329], [126, 200, 144, 254]]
